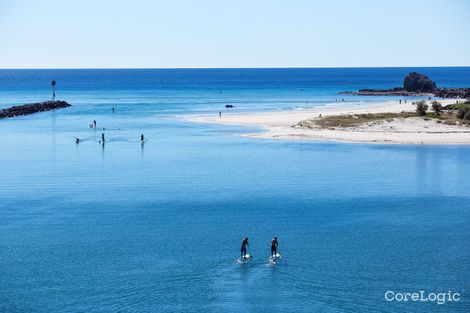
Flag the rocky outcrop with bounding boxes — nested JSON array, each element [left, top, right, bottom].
[[433, 88, 470, 99], [339, 87, 433, 96], [339, 72, 469, 99], [0, 101, 71, 119], [403, 72, 437, 92], [340, 87, 432, 96]]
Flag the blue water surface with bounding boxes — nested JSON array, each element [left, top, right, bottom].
[[0, 68, 469, 313]]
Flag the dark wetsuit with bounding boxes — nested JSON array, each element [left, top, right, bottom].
[[271, 239, 278, 256], [241, 239, 249, 257]]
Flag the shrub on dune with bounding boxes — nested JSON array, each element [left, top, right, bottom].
[[431, 101, 443, 115], [457, 107, 470, 120], [464, 110, 470, 121], [415, 100, 428, 116]]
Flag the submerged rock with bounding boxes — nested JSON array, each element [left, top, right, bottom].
[[0, 100, 71, 119]]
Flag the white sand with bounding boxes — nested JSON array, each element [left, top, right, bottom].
[[185, 100, 470, 144]]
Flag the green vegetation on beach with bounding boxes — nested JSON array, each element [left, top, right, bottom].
[[298, 101, 470, 129], [299, 112, 416, 129], [448, 100, 470, 120], [450, 103, 470, 110]]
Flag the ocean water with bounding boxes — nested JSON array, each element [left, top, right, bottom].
[[0, 68, 469, 313]]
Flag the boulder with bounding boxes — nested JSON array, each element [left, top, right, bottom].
[[403, 72, 437, 92]]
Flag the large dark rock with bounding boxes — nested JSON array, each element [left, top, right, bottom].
[[403, 72, 437, 92], [0, 100, 71, 119]]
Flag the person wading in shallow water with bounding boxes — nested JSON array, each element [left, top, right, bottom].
[[271, 237, 278, 257], [240, 237, 249, 258]]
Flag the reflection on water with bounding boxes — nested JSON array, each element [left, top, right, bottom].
[[141, 141, 144, 162]]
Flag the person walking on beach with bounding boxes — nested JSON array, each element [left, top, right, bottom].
[[241, 237, 249, 258], [101, 132, 105, 142], [93, 120, 97, 128], [141, 134, 144, 142], [271, 237, 278, 257], [219, 111, 222, 118]]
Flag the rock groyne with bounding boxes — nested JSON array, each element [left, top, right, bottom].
[[433, 88, 470, 99], [0, 101, 71, 119]]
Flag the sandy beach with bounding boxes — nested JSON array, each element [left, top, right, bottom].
[[187, 99, 470, 144]]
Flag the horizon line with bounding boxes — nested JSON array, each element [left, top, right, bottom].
[[1, 65, 470, 70]]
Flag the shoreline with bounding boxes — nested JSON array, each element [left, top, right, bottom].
[[185, 99, 470, 145]]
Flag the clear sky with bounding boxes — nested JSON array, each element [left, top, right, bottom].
[[0, 0, 469, 68]]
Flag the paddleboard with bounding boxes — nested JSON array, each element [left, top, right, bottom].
[[237, 253, 252, 264], [269, 253, 282, 263]]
